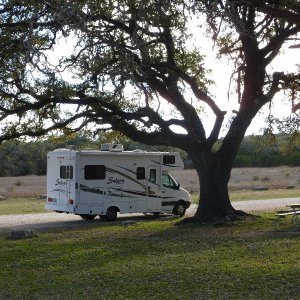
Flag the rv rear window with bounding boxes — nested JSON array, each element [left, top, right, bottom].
[[85, 165, 106, 180], [163, 155, 175, 165], [60, 166, 73, 179], [136, 167, 145, 180]]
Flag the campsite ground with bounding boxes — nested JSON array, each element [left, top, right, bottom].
[[0, 167, 299, 299], [0, 213, 299, 299]]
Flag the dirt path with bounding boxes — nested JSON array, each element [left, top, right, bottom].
[[1, 198, 299, 234], [232, 197, 300, 212]]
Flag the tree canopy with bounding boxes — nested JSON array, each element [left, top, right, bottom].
[[1, 0, 300, 222], [0, 1, 299, 142], [0, 1, 298, 137]]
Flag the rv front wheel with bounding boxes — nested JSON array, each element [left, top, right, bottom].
[[105, 207, 118, 222], [173, 202, 186, 217]]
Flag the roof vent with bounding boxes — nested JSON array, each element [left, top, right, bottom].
[[100, 143, 124, 152]]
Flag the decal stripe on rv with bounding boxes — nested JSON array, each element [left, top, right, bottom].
[[106, 167, 147, 189]]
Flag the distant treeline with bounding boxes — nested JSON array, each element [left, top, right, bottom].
[[0, 134, 188, 177], [1, 133, 300, 176], [233, 133, 300, 168], [0, 135, 94, 177]]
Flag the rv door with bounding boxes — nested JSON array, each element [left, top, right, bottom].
[[146, 166, 160, 212], [54, 162, 74, 205]]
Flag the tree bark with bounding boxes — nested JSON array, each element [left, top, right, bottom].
[[186, 149, 245, 224]]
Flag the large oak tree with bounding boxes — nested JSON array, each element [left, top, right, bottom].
[[1, 0, 300, 222]]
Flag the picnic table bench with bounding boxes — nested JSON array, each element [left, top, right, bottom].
[[274, 205, 300, 230]]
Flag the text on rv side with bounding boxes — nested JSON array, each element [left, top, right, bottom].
[[107, 177, 125, 185]]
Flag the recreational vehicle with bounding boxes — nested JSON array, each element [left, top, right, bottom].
[[46, 144, 191, 221]]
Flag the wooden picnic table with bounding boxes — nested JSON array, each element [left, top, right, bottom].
[[289, 204, 300, 210], [274, 204, 300, 230]]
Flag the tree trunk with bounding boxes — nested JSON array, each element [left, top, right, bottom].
[[188, 151, 244, 223]]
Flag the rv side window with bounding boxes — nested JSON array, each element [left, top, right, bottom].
[[60, 166, 73, 179], [136, 167, 145, 180], [149, 169, 157, 183], [163, 155, 175, 165], [84, 165, 106, 180]]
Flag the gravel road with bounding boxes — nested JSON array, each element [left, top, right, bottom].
[[1, 197, 300, 234]]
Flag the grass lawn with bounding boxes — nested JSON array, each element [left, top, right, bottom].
[[0, 215, 299, 299], [0, 198, 46, 215]]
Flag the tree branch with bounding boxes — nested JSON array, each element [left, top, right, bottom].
[[251, 2, 300, 26], [0, 111, 92, 143]]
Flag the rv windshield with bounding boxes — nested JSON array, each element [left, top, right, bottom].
[[162, 174, 179, 189]]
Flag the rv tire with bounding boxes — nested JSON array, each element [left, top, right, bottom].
[[80, 214, 97, 220], [105, 207, 118, 222], [173, 202, 186, 217]]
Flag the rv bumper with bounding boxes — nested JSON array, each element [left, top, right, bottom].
[[45, 203, 75, 213]]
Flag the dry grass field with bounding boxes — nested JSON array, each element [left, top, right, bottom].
[[0, 176, 46, 198], [0, 166, 300, 198], [171, 166, 300, 193]]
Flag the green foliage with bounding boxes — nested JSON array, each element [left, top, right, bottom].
[[234, 154, 253, 167], [0, 141, 47, 176], [0, 133, 97, 176], [233, 133, 300, 168]]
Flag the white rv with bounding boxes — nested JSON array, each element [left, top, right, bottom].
[[46, 144, 191, 221]]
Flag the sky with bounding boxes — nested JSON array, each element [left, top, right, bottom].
[[201, 39, 300, 136]]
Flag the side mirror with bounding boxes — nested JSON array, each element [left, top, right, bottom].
[[177, 183, 180, 190]]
